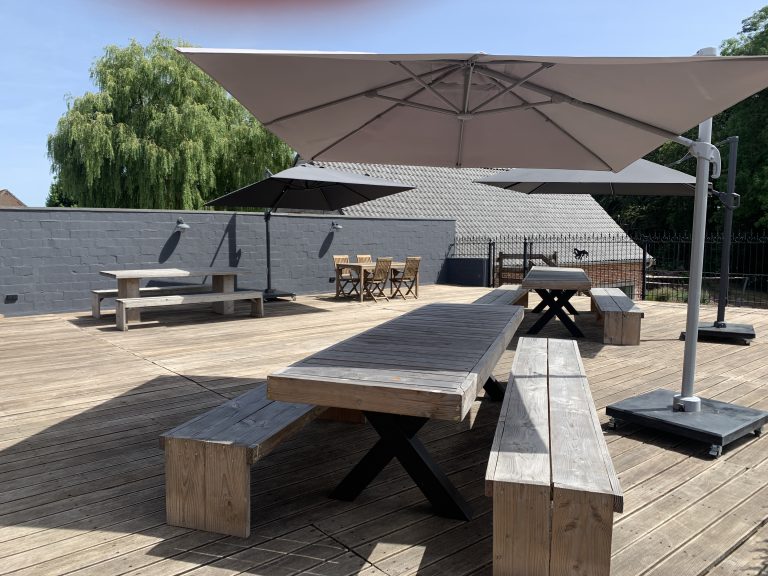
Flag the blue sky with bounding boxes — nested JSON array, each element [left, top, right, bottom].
[[2, 0, 766, 207]]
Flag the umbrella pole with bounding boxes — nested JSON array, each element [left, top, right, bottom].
[[675, 116, 712, 412], [265, 209, 273, 292], [695, 136, 756, 343]]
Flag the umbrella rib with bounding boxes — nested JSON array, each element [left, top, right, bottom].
[[311, 66, 462, 160], [473, 101, 556, 116], [480, 73, 614, 170], [456, 63, 475, 167], [477, 66, 683, 142], [372, 95, 457, 116], [392, 61, 461, 112], [264, 62, 463, 127], [471, 63, 552, 114], [338, 183, 374, 203]]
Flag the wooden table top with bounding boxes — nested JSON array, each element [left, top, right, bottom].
[[267, 303, 524, 422], [336, 261, 406, 271], [99, 268, 241, 280], [521, 266, 592, 291]]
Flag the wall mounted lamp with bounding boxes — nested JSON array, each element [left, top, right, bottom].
[[175, 217, 190, 233], [331, 221, 343, 231]]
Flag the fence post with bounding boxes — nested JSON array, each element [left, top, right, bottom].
[[641, 241, 648, 301], [523, 237, 529, 278], [487, 239, 494, 288]]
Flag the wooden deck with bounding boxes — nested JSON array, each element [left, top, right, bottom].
[[0, 284, 766, 576]]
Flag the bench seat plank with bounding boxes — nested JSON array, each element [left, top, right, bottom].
[[91, 284, 211, 318], [161, 386, 321, 537], [115, 290, 264, 331], [473, 284, 529, 307], [548, 338, 623, 576]]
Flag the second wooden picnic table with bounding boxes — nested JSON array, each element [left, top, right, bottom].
[[99, 267, 241, 322], [335, 261, 411, 302], [521, 265, 592, 337]]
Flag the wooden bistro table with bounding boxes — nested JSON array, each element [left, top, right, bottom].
[[268, 302, 523, 520], [99, 267, 240, 322], [335, 261, 410, 302], [521, 266, 592, 337]]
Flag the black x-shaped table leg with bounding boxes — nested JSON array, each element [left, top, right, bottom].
[[329, 412, 473, 521], [527, 289, 584, 338]]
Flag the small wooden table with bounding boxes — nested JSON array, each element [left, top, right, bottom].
[[99, 268, 241, 322], [521, 266, 592, 337], [335, 261, 410, 302], [268, 303, 523, 520]]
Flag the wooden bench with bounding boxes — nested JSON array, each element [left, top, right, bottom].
[[115, 290, 264, 331], [472, 284, 529, 307], [91, 284, 211, 318], [160, 385, 323, 537], [486, 337, 623, 576], [590, 287, 644, 345]]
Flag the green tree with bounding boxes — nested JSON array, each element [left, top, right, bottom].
[[599, 7, 768, 234], [48, 35, 293, 209], [45, 181, 77, 207], [719, 6, 768, 229]]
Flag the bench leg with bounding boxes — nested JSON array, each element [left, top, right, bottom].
[[493, 483, 551, 576], [603, 312, 622, 345], [118, 278, 141, 322], [551, 488, 614, 576], [212, 274, 235, 315], [165, 438, 251, 538], [622, 312, 641, 345], [514, 292, 529, 307], [250, 297, 265, 318], [91, 293, 102, 319], [115, 301, 128, 332]]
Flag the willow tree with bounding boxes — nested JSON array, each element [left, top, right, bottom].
[[47, 35, 293, 209]]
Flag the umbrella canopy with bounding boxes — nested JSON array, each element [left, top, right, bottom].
[[206, 163, 414, 210], [178, 49, 768, 172], [476, 159, 697, 196]]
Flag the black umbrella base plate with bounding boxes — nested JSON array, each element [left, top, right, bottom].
[[680, 322, 756, 345], [606, 389, 767, 457], [263, 288, 296, 301]]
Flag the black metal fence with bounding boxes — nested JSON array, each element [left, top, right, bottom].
[[450, 232, 768, 308]]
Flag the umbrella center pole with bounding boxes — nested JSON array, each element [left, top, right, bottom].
[[676, 119, 717, 413], [265, 209, 272, 292]]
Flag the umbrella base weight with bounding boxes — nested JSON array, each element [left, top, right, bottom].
[[679, 322, 756, 345], [606, 389, 768, 458], [263, 288, 296, 301]]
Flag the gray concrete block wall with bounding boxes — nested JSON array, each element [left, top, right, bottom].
[[0, 208, 454, 317]]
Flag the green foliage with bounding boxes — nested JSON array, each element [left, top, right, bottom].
[[719, 8, 768, 229], [48, 35, 293, 209], [45, 181, 77, 207]]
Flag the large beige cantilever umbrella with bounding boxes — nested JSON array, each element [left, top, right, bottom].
[[179, 48, 768, 448]]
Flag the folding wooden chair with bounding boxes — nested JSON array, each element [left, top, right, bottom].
[[333, 255, 359, 297], [356, 254, 372, 263], [391, 256, 420, 299], [362, 258, 392, 302]]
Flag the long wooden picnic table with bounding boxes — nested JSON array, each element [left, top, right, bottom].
[[267, 302, 524, 520]]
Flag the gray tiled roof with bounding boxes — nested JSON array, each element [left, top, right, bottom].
[[323, 162, 627, 238]]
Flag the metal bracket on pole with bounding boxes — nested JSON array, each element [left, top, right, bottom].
[[711, 190, 740, 209], [688, 141, 722, 179]]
